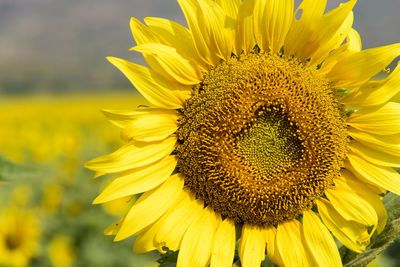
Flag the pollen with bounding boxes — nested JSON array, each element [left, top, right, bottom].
[[176, 52, 348, 226]]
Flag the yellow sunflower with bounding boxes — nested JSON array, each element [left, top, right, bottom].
[[86, 0, 400, 266], [0, 207, 40, 267]]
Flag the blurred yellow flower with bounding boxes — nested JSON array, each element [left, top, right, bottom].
[[41, 184, 63, 214], [0, 93, 146, 163], [48, 235, 76, 267], [0, 207, 40, 267], [11, 186, 32, 207]]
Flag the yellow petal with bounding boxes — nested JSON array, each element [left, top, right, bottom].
[[284, 0, 327, 57], [122, 111, 178, 142], [177, 206, 219, 267], [302, 210, 342, 267], [342, 64, 400, 107], [308, 1, 355, 65], [265, 227, 283, 266], [325, 185, 378, 227], [132, 43, 202, 85], [347, 102, 400, 135], [104, 218, 123, 236], [132, 190, 189, 254], [321, 28, 362, 72], [254, 0, 293, 53], [339, 171, 388, 233], [197, 0, 232, 61], [143, 17, 208, 72], [107, 57, 189, 109], [85, 137, 176, 174], [133, 223, 160, 254], [114, 173, 184, 241], [327, 43, 400, 89], [101, 109, 147, 128], [347, 153, 400, 195], [238, 224, 266, 267], [316, 198, 370, 253], [177, 0, 218, 65], [346, 28, 362, 52], [215, 0, 240, 52], [130, 17, 163, 45], [210, 218, 236, 267], [93, 156, 177, 204], [154, 190, 204, 252], [349, 141, 400, 168], [216, 0, 240, 19], [130, 18, 185, 80], [349, 128, 400, 157], [276, 220, 312, 267], [235, 0, 256, 55]]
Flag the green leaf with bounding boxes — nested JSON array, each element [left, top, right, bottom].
[[0, 156, 34, 181], [157, 250, 178, 267], [343, 193, 400, 267]]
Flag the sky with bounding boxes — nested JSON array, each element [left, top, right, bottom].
[[0, 0, 399, 93]]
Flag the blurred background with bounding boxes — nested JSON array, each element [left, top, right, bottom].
[[0, 0, 399, 266]]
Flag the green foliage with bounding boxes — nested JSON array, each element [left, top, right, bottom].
[[0, 156, 34, 181]]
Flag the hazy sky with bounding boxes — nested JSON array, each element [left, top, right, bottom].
[[0, 0, 399, 92]]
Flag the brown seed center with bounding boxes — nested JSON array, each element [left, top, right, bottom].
[[176, 52, 348, 226]]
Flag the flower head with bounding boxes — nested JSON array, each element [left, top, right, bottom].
[[0, 207, 40, 267], [86, 0, 400, 266]]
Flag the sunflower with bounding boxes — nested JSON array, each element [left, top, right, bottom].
[[86, 0, 400, 266], [0, 207, 40, 267]]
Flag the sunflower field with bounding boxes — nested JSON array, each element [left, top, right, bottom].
[[2, 0, 400, 266], [0, 93, 160, 267]]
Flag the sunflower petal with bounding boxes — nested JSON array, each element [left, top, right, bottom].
[[325, 185, 378, 227], [177, 206, 219, 267], [341, 63, 400, 107], [238, 224, 266, 267], [349, 128, 400, 157], [265, 227, 284, 266], [85, 137, 176, 174], [177, 0, 217, 65], [133, 189, 187, 254], [132, 43, 202, 85], [210, 218, 236, 267], [308, 1, 355, 65], [347, 153, 400, 195], [130, 17, 162, 45], [115, 173, 184, 241], [235, 0, 256, 55], [107, 57, 188, 109], [101, 109, 146, 128], [122, 111, 178, 142], [339, 171, 388, 233], [133, 221, 162, 254], [349, 141, 400, 168], [143, 17, 208, 71], [216, 0, 240, 19], [93, 156, 177, 204], [284, 0, 327, 57], [347, 102, 400, 135], [154, 190, 204, 252], [197, 0, 232, 61], [104, 218, 123, 236], [317, 198, 370, 253], [321, 28, 361, 72], [254, 0, 293, 53], [327, 43, 400, 89], [276, 220, 312, 266], [302, 210, 341, 267]]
